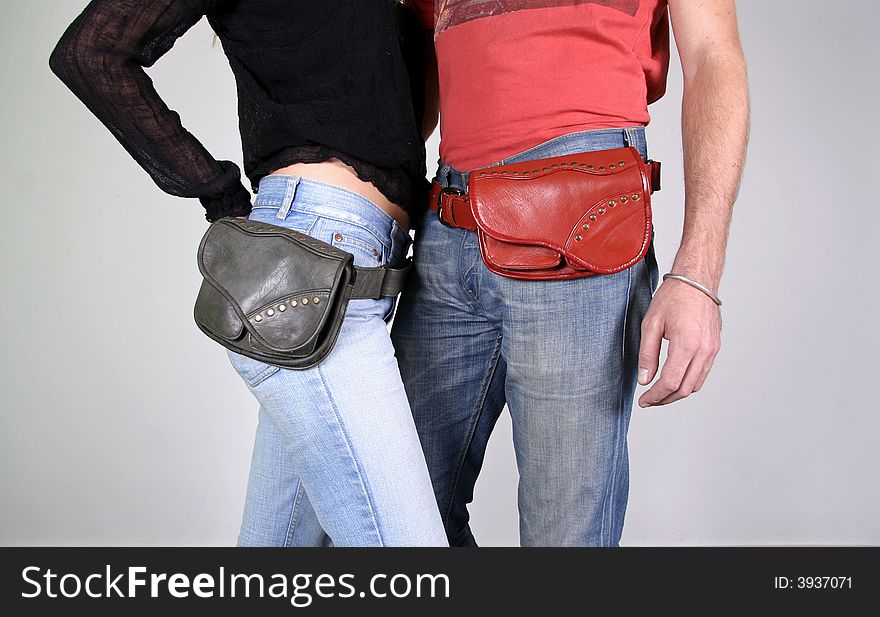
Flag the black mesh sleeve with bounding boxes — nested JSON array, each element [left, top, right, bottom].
[[49, 0, 251, 221]]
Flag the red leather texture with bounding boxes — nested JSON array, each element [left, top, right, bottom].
[[469, 146, 657, 280]]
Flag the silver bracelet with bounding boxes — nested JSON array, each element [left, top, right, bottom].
[[662, 273, 722, 306]]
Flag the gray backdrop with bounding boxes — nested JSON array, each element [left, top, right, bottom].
[[1, 0, 877, 546]]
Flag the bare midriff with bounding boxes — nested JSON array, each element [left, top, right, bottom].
[[270, 158, 409, 230]]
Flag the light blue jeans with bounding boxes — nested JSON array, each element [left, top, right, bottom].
[[227, 175, 447, 547], [390, 127, 660, 546]]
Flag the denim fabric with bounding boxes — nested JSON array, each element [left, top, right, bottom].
[[391, 127, 659, 546], [228, 175, 447, 547]]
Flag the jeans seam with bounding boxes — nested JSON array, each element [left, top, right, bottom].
[[457, 226, 479, 302], [602, 265, 634, 545], [316, 364, 385, 547], [227, 350, 281, 388], [283, 481, 305, 547], [249, 364, 281, 388], [250, 207, 319, 235], [442, 334, 504, 528]]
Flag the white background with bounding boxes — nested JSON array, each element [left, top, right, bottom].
[[1, 0, 877, 545]]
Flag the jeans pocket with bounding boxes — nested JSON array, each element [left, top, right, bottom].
[[227, 348, 281, 388], [330, 227, 386, 268]]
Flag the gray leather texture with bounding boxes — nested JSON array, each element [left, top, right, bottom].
[[193, 217, 391, 370]]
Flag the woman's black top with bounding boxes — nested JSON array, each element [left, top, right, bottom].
[[50, 0, 429, 221]]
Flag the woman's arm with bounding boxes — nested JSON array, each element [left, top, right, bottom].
[[49, 0, 251, 221], [404, 0, 438, 140], [421, 30, 439, 140]]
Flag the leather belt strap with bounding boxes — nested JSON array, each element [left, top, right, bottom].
[[429, 160, 661, 231], [429, 182, 478, 231], [350, 262, 412, 300]]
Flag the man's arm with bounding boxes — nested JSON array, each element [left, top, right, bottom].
[[637, 0, 749, 407]]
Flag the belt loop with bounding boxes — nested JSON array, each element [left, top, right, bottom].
[[623, 127, 648, 160], [276, 176, 300, 220]]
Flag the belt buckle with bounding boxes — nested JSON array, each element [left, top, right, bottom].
[[437, 187, 465, 228]]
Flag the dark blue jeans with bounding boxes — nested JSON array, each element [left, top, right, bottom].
[[391, 127, 659, 546]]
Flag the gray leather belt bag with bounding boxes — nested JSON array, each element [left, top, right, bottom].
[[193, 217, 411, 369]]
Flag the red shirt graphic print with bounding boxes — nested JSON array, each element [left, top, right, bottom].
[[425, 0, 670, 171]]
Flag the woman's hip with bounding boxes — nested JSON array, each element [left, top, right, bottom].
[[250, 173, 411, 270]]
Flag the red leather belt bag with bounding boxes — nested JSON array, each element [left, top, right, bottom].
[[429, 146, 661, 280]]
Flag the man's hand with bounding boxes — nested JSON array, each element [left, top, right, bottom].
[[638, 0, 749, 407], [637, 277, 721, 407]]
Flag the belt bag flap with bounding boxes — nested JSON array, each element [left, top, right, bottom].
[[468, 146, 653, 277], [194, 218, 354, 362]]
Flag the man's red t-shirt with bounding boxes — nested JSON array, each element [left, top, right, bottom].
[[412, 1, 671, 171]]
